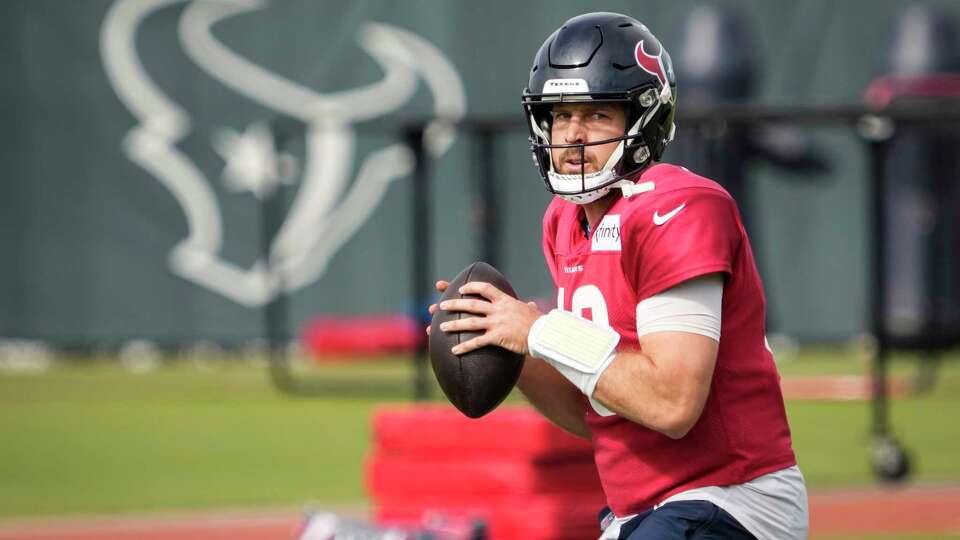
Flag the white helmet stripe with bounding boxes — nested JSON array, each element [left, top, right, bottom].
[[640, 100, 661, 128]]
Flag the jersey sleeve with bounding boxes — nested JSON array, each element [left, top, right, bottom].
[[622, 188, 741, 301]]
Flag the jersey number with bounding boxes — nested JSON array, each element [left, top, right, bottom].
[[557, 285, 609, 326]]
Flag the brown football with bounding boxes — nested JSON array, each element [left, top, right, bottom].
[[429, 262, 525, 418]]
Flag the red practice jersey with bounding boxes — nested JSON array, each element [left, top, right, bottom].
[[541, 163, 796, 516]]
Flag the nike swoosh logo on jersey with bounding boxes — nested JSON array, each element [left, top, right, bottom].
[[653, 203, 686, 225]]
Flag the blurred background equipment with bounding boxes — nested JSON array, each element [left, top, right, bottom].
[[3, 1, 960, 539], [367, 406, 604, 540], [862, 3, 960, 482], [669, 4, 830, 340], [297, 510, 485, 540], [671, 4, 830, 218]]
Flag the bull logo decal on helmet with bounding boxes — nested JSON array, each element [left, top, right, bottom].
[[100, 0, 465, 307], [634, 40, 668, 89]]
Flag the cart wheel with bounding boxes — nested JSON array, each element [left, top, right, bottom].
[[871, 436, 911, 482]]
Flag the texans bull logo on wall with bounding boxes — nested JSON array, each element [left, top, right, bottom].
[[100, 0, 466, 307]]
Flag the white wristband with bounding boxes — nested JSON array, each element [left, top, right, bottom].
[[528, 309, 620, 398]]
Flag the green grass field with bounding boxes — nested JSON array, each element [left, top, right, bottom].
[[1, 349, 958, 537]]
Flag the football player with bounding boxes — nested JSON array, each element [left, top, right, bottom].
[[431, 12, 807, 539]]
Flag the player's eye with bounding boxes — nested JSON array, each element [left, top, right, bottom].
[[591, 112, 610, 121]]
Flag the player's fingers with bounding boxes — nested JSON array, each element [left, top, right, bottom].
[[452, 334, 491, 355], [459, 281, 505, 301], [438, 298, 492, 314], [428, 303, 438, 315], [435, 280, 449, 293], [425, 325, 431, 336], [439, 316, 487, 333]]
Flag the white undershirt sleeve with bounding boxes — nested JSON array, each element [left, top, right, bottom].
[[635, 274, 724, 341]]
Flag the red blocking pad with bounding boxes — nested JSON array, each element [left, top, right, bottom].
[[372, 405, 593, 461], [374, 493, 606, 540], [301, 315, 419, 358], [367, 455, 603, 497]]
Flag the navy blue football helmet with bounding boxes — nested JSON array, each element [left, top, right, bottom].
[[522, 13, 678, 203]]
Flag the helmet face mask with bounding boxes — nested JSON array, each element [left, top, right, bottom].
[[522, 13, 678, 204]]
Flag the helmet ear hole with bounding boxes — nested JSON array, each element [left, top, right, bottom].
[[632, 146, 650, 164], [638, 89, 657, 107]]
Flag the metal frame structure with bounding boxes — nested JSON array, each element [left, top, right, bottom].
[[267, 101, 960, 480]]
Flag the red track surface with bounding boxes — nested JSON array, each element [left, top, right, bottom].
[[808, 486, 960, 537], [2, 486, 959, 540], [0, 511, 304, 540], [780, 375, 912, 401]]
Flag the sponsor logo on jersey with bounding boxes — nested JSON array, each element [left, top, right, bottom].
[[653, 203, 685, 226], [562, 264, 584, 274], [591, 214, 621, 251], [542, 78, 590, 94]]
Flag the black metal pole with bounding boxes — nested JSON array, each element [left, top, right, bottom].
[[867, 131, 891, 438], [406, 126, 431, 401], [477, 128, 500, 267], [261, 180, 292, 393], [863, 117, 913, 482]]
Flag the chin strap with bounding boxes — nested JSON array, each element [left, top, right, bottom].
[[615, 179, 656, 199]]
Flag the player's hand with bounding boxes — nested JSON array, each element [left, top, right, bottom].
[[437, 281, 542, 356], [425, 280, 450, 336]]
